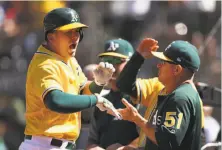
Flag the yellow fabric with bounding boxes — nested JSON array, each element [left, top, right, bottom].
[[81, 81, 94, 95], [132, 77, 164, 107], [200, 99, 204, 128], [25, 45, 87, 140], [131, 77, 164, 147], [40, 1, 66, 13]]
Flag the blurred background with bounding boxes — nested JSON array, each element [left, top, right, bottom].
[[0, 1, 220, 150]]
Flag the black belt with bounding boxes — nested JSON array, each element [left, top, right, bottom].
[[25, 135, 76, 150]]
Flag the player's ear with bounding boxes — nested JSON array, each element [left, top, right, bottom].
[[173, 65, 182, 75], [47, 33, 55, 42]]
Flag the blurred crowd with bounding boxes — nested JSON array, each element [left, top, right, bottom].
[[0, 1, 220, 150]]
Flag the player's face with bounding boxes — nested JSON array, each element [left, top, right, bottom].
[[53, 28, 80, 58], [101, 56, 127, 80], [157, 60, 177, 85], [101, 56, 127, 90]]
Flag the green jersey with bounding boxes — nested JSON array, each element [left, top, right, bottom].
[[146, 83, 204, 150]]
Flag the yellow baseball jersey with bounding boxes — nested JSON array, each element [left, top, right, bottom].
[[25, 45, 91, 140], [132, 77, 164, 147]]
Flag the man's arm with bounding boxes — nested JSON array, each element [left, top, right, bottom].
[[86, 108, 105, 150], [134, 115, 157, 144], [116, 51, 145, 98], [44, 90, 120, 117], [118, 99, 158, 144], [117, 38, 159, 101], [44, 90, 98, 113]]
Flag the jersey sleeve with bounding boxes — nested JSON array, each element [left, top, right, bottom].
[[32, 62, 63, 99], [132, 77, 164, 106], [155, 96, 191, 149]]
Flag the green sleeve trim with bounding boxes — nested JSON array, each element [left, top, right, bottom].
[[89, 81, 104, 94], [44, 90, 97, 113], [116, 51, 145, 98]]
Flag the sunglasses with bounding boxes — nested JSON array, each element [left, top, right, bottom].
[[101, 56, 126, 64], [160, 60, 178, 65]]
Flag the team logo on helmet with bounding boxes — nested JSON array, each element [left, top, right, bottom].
[[71, 13, 79, 22], [107, 41, 119, 51]]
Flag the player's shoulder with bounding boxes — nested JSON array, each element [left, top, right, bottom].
[[170, 84, 199, 106]]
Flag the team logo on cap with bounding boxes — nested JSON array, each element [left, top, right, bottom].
[[177, 57, 181, 62], [107, 41, 119, 51], [71, 13, 79, 22]]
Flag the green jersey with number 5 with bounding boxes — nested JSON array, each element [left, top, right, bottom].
[[146, 83, 204, 150]]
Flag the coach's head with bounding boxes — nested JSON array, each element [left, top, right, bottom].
[[98, 38, 134, 89], [43, 8, 88, 58], [151, 40, 200, 86]]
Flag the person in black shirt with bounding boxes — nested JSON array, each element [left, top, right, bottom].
[[86, 38, 139, 150]]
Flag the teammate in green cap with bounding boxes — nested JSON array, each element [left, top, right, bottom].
[[87, 38, 141, 150], [19, 8, 121, 150], [116, 38, 204, 150]]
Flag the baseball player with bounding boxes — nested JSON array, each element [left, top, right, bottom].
[[86, 38, 139, 150], [116, 38, 204, 150], [19, 8, 121, 150]]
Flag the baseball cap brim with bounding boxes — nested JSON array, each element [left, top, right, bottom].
[[98, 52, 128, 59], [55, 22, 88, 31], [151, 51, 174, 62]]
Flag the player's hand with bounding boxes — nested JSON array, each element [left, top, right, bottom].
[[93, 62, 115, 86], [117, 98, 139, 122], [137, 38, 159, 59], [95, 93, 122, 120]]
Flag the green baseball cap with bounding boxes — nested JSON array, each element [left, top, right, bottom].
[[98, 38, 134, 59], [151, 40, 200, 72], [44, 8, 88, 32]]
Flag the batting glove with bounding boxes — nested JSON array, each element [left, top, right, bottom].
[[95, 93, 122, 120], [93, 62, 115, 86]]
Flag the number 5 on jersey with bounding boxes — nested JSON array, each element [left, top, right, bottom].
[[164, 112, 183, 129]]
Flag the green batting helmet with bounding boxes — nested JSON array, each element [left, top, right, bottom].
[[99, 38, 134, 59], [43, 8, 88, 41]]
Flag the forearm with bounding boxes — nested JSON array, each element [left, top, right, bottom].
[[81, 81, 104, 95], [116, 52, 145, 98], [44, 90, 97, 113], [134, 114, 157, 145]]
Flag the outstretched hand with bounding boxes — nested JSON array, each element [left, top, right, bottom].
[[95, 93, 122, 120], [137, 38, 159, 59], [117, 98, 139, 122]]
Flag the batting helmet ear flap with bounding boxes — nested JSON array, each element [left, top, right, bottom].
[[79, 28, 84, 42]]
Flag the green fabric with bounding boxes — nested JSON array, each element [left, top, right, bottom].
[[116, 52, 145, 98], [89, 81, 104, 94], [163, 40, 200, 72], [44, 90, 97, 113], [99, 38, 134, 59], [44, 8, 83, 31], [149, 83, 202, 150]]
